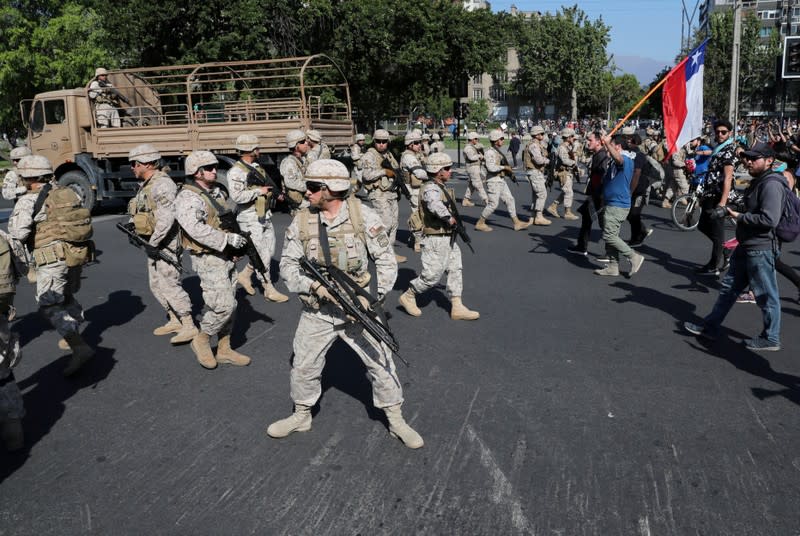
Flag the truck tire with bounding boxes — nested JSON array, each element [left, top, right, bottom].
[[59, 170, 96, 209]]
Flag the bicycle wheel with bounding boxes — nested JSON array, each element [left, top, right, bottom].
[[672, 194, 701, 231]]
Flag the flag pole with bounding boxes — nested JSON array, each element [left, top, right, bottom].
[[608, 75, 672, 136]]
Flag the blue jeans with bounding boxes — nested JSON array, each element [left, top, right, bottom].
[[704, 247, 781, 344]]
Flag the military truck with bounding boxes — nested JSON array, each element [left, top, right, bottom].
[[19, 54, 354, 208]]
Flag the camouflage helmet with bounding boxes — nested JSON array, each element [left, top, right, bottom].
[[185, 150, 218, 176], [95, 67, 109, 77], [9, 146, 32, 160], [646, 127, 658, 137], [531, 125, 545, 136], [235, 134, 259, 152], [561, 128, 575, 138], [404, 131, 422, 146], [422, 133, 431, 141], [305, 159, 350, 192], [373, 129, 391, 142], [488, 129, 505, 142], [286, 129, 307, 150], [467, 131, 479, 140], [307, 129, 322, 143], [128, 143, 161, 163], [621, 126, 636, 135], [16, 155, 53, 178], [425, 152, 453, 174], [355, 133, 366, 142], [432, 133, 440, 141]]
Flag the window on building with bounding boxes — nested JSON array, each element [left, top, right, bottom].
[[472, 75, 482, 84], [762, 27, 774, 38], [473, 88, 483, 100], [491, 86, 506, 102]]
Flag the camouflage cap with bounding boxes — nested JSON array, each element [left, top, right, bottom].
[[185, 150, 218, 175], [489, 129, 505, 142], [561, 128, 575, 138], [307, 129, 322, 143], [467, 131, 479, 140], [9, 146, 32, 160], [404, 131, 422, 145], [373, 129, 390, 141], [305, 159, 351, 192], [95, 67, 109, 77], [16, 155, 53, 178], [432, 133, 440, 141], [621, 126, 636, 135], [286, 129, 307, 149], [236, 134, 259, 152], [128, 143, 161, 163], [355, 133, 366, 142], [425, 152, 453, 174], [531, 125, 545, 136]]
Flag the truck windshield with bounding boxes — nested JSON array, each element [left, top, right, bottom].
[[45, 100, 66, 124], [30, 101, 44, 133]]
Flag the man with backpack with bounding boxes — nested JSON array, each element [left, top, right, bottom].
[[684, 142, 788, 351]]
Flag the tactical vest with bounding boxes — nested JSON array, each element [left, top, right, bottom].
[[129, 174, 161, 237], [32, 185, 93, 268], [0, 235, 15, 296], [235, 160, 271, 217], [363, 148, 395, 192], [180, 183, 229, 254], [296, 198, 368, 279], [401, 150, 425, 188], [420, 183, 455, 236], [282, 155, 306, 206]]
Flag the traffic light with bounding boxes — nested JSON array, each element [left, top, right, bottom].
[[460, 103, 470, 118], [453, 99, 462, 119], [782, 36, 800, 78]]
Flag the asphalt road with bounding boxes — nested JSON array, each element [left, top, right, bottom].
[[1, 165, 800, 535]]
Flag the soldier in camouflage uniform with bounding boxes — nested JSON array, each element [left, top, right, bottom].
[[88, 67, 122, 128], [524, 126, 552, 226], [361, 129, 406, 263], [304, 129, 331, 166], [175, 151, 251, 370], [349, 133, 366, 189], [128, 144, 197, 344], [2, 146, 32, 201], [462, 132, 488, 207], [8, 155, 94, 376], [398, 153, 479, 321], [0, 230, 24, 451], [280, 129, 310, 212], [228, 134, 289, 304], [475, 129, 531, 232], [267, 159, 423, 449], [546, 128, 580, 220], [421, 133, 431, 158], [429, 133, 445, 154], [663, 137, 698, 208], [400, 130, 428, 252]]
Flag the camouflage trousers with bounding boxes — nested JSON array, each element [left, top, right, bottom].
[[289, 309, 403, 409], [95, 103, 120, 128], [190, 253, 236, 337], [665, 168, 690, 201], [409, 235, 463, 298], [148, 257, 191, 317], [481, 177, 517, 220], [367, 190, 399, 246], [464, 165, 488, 204], [237, 210, 276, 284], [0, 314, 24, 421], [408, 187, 423, 243], [555, 170, 574, 208], [526, 169, 548, 212], [36, 261, 84, 337]]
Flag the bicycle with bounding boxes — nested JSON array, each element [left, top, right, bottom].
[[671, 172, 706, 231]]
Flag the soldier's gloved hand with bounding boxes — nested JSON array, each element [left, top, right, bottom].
[[226, 233, 247, 249], [503, 165, 514, 174], [310, 281, 337, 304]]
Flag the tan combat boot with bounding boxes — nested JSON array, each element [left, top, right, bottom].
[[236, 265, 256, 296], [63, 333, 94, 377], [384, 404, 424, 449], [512, 216, 533, 231], [216, 335, 251, 366], [545, 202, 561, 218], [1, 418, 24, 452], [450, 297, 480, 320], [661, 199, 672, 209], [170, 315, 198, 345], [398, 288, 422, 317], [190, 332, 217, 369], [533, 211, 552, 225], [475, 218, 493, 232], [395, 254, 407, 264], [267, 404, 313, 438], [462, 198, 475, 207], [153, 311, 181, 336], [564, 208, 579, 221], [264, 282, 289, 303]]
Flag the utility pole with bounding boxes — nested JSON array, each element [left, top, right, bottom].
[[729, 0, 742, 125], [681, 0, 702, 53]]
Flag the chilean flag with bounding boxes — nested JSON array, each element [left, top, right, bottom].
[[663, 40, 708, 157]]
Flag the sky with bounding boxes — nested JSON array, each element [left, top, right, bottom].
[[492, 0, 691, 83]]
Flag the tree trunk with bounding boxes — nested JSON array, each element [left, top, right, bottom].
[[571, 87, 578, 121]]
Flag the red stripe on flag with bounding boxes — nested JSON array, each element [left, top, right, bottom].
[[662, 57, 690, 157]]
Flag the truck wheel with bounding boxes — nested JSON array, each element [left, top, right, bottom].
[[59, 170, 96, 209]]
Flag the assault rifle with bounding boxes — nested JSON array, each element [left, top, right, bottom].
[[217, 155, 282, 209], [98, 80, 131, 105], [116, 222, 183, 272], [217, 212, 269, 279], [300, 256, 408, 367], [382, 157, 411, 201], [439, 188, 475, 253]]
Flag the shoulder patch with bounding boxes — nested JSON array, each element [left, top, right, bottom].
[[368, 225, 384, 237]]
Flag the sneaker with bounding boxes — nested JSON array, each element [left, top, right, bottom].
[[683, 321, 716, 340], [694, 265, 720, 276], [628, 229, 654, 248], [595, 255, 611, 263], [744, 337, 781, 351], [567, 244, 588, 256], [719, 259, 730, 272], [736, 291, 756, 304], [629, 253, 645, 275], [594, 264, 620, 276]]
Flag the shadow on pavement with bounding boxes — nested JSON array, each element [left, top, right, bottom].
[[318, 339, 386, 424]]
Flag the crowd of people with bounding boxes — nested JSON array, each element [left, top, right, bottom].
[[1, 113, 798, 454]]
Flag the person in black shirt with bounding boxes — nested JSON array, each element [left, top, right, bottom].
[[625, 133, 654, 247], [568, 130, 609, 256]]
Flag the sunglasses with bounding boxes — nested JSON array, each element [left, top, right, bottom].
[[715, 129, 729, 135], [742, 154, 764, 161], [442, 166, 452, 171], [199, 165, 217, 173], [374, 139, 389, 144], [306, 181, 327, 193]]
